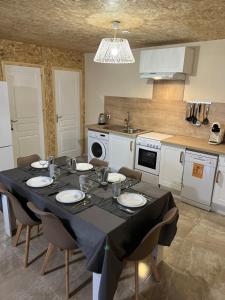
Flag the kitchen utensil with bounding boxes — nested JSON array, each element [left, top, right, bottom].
[[31, 160, 48, 169], [201, 104, 206, 124], [76, 163, 93, 171], [108, 173, 126, 183], [208, 122, 225, 144], [117, 193, 147, 208], [112, 181, 121, 199], [192, 103, 198, 124], [26, 176, 53, 188], [117, 205, 135, 214], [203, 104, 210, 125], [98, 113, 106, 125], [55, 190, 85, 204], [195, 104, 201, 127], [186, 103, 193, 122]]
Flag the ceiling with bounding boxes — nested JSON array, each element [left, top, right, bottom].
[[0, 0, 225, 53]]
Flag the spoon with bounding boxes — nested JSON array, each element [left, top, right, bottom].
[[203, 104, 210, 125], [195, 104, 201, 127], [186, 103, 193, 122]]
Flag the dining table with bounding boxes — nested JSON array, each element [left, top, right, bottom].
[[0, 156, 178, 300]]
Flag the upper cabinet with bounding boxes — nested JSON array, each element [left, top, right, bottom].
[[139, 47, 195, 80]]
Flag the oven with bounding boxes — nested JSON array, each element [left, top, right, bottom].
[[135, 143, 161, 176]]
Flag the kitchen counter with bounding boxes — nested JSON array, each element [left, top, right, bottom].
[[162, 135, 225, 155], [86, 124, 148, 138]]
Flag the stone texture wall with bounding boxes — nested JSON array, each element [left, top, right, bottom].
[[0, 39, 84, 156]]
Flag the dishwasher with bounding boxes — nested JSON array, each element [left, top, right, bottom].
[[181, 150, 218, 210]]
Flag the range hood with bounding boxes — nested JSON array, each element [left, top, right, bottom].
[[139, 47, 195, 80]]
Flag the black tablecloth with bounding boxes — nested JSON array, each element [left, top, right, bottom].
[[0, 158, 178, 300]]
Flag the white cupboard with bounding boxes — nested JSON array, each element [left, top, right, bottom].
[[212, 155, 225, 213], [109, 134, 135, 170], [159, 144, 185, 191]]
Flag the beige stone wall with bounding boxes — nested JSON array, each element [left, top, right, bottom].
[[0, 39, 84, 156]]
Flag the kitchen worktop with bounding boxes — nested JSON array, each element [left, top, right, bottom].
[[162, 135, 225, 155], [86, 124, 148, 138]]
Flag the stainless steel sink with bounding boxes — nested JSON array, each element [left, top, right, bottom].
[[103, 125, 143, 134]]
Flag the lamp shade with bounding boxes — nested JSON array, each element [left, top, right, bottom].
[[94, 38, 135, 64]]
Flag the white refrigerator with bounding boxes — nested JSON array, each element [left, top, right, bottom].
[[0, 81, 14, 171]]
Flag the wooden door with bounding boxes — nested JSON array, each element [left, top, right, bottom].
[[54, 69, 81, 157], [4, 65, 45, 164]]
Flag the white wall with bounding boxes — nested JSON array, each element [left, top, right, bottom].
[[85, 49, 153, 124], [85, 39, 225, 125]]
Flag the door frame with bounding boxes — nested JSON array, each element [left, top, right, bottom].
[[1, 61, 47, 158], [52, 66, 84, 156]]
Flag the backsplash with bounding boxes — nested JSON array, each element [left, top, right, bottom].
[[104, 80, 225, 140]]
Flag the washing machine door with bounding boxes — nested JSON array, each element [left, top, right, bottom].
[[90, 140, 106, 160]]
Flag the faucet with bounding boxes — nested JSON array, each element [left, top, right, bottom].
[[124, 111, 131, 129]]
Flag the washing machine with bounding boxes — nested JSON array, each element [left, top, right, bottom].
[[88, 130, 109, 162]]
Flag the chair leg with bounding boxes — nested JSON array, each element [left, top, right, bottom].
[[65, 249, 70, 299], [24, 225, 32, 268], [41, 243, 55, 275], [13, 223, 24, 247], [150, 255, 160, 282], [135, 261, 139, 300]]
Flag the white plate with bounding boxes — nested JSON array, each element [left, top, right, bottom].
[[31, 160, 48, 169], [108, 173, 126, 183], [56, 190, 85, 204], [117, 193, 147, 208], [76, 163, 93, 171], [26, 176, 53, 188]]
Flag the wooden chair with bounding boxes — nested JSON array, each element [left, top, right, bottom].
[[17, 154, 40, 167], [89, 158, 108, 167], [119, 167, 142, 181], [0, 183, 41, 268], [125, 207, 178, 300], [27, 202, 79, 299]]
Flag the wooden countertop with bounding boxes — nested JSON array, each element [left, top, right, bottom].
[[162, 135, 225, 155], [86, 124, 148, 138]]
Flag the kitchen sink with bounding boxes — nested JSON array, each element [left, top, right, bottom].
[[103, 125, 144, 134]]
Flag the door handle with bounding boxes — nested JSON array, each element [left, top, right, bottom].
[[179, 151, 184, 164], [56, 114, 62, 123], [11, 119, 18, 123], [130, 141, 133, 152], [216, 170, 221, 183]]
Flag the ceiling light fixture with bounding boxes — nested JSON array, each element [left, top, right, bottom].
[[94, 21, 135, 64]]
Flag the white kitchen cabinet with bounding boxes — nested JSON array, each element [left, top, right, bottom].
[[159, 144, 185, 191], [109, 133, 135, 170], [212, 155, 225, 213]]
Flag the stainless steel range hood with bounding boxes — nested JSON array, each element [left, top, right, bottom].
[[139, 47, 195, 80]]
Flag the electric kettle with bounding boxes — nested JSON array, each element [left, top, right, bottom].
[[98, 113, 106, 125]]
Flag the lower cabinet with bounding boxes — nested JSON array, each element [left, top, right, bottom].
[[212, 155, 225, 211], [159, 144, 185, 191], [109, 133, 135, 170]]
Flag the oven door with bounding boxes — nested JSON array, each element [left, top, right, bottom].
[[135, 145, 160, 175]]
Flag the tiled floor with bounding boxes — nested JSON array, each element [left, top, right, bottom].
[[0, 200, 225, 300]]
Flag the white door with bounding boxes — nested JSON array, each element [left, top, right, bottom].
[[159, 144, 185, 191], [4, 65, 45, 164], [54, 69, 81, 157], [109, 133, 135, 170], [212, 156, 225, 207]]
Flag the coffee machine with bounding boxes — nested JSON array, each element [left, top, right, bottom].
[[208, 122, 224, 145]]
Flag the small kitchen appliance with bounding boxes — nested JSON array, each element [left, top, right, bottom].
[[98, 113, 107, 125], [208, 122, 224, 145]]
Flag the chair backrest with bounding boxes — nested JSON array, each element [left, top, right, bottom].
[[89, 158, 108, 168], [119, 167, 142, 181], [27, 202, 77, 250], [127, 207, 178, 261], [0, 183, 37, 226], [17, 154, 40, 168]]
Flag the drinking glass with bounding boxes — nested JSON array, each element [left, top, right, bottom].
[[79, 175, 91, 199], [112, 181, 121, 199], [95, 167, 103, 183], [71, 157, 77, 173], [52, 166, 61, 185], [39, 159, 48, 168]]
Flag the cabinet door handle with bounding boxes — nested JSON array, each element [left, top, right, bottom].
[[130, 141, 133, 152], [56, 114, 62, 123], [179, 151, 184, 163], [216, 170, 221, 183]]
